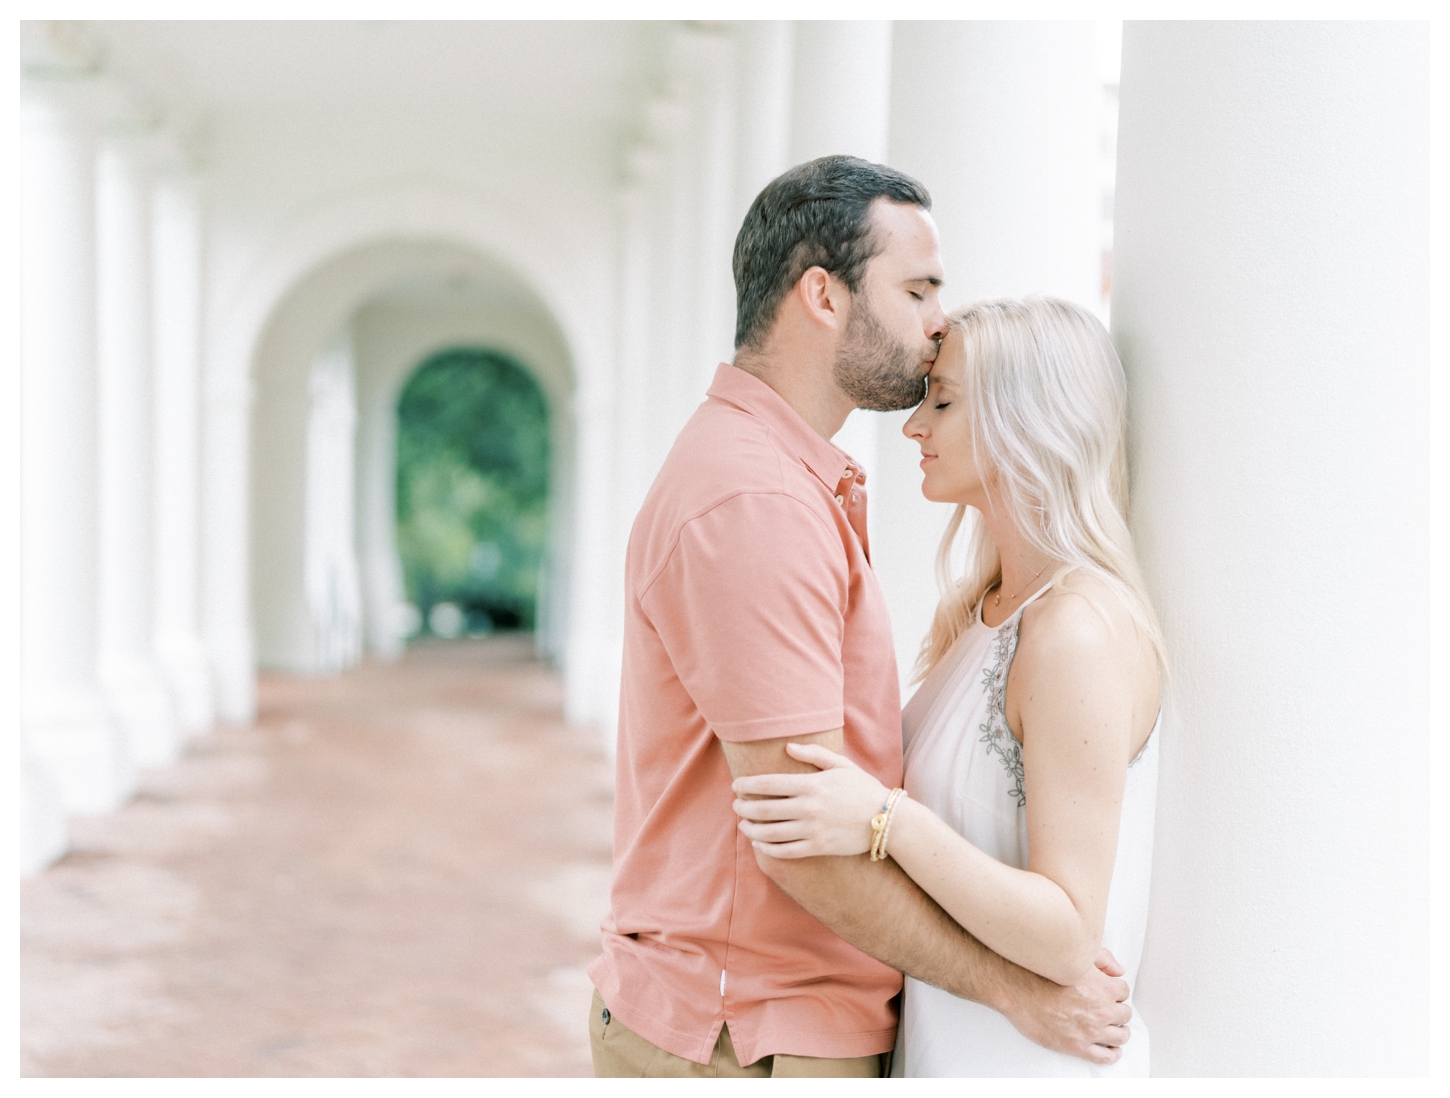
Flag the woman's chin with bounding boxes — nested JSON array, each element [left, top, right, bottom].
[[920, 484, 969, 507]]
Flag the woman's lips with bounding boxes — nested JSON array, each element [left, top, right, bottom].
[[919, 453, 936, 468]]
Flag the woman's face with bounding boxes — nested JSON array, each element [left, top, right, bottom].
[[903, 329, 990, 506]]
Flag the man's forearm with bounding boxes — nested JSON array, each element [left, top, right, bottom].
[[758, 849, 1030, 1010]]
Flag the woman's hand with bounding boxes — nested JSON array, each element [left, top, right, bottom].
[[730, 743, 892, 859]]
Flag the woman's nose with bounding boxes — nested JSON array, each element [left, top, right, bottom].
[[904, 412, 926, 440]]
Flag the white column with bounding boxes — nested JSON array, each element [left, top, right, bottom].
[[19, 747, 68, 875], [633, 25, 742, 464], [592, 180, 658, 758], [563, 366, 615, 734], [641, 95, 691, 473], [302, 334, 363, 675], [890, 21, 1100, 307], [789, 20, 894, 513], [201, 345, 256, 723], [542, 387, 575, 667], [637, 24, 766, 489], [152, 167, 215, 734], [732, 20, 794, 227], [8, 83, 65, 866], [680, 29, 738, 397], [1113, 22, 1433, 1075], [878, 20, 1100, 691], [355, 364, 407, 663], [657, 95, 703, 438], [614, 179, 658, 526], [12, 84, 69, 864], [599, 134, 678, 749], [20, 82, 134, 814], [96, 128, 182, 767], [198, 123, 255, 722], [789, 20, 892, 165]]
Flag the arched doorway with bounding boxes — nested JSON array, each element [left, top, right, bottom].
[[394, 347, 551, 640], [247, 238, 576, 677]]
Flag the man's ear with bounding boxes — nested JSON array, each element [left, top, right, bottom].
[[796, 266, 844, 332]]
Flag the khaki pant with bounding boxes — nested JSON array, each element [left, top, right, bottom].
[[589, 989, 885, 1078]]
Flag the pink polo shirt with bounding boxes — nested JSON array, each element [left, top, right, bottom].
[[587, 363, 903, 1067]]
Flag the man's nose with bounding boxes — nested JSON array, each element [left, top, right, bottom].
[[927, 314, 948, 343], [925, 322, 947, 358]]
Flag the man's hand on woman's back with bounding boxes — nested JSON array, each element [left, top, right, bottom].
[[995, 948, 1132, 1066]]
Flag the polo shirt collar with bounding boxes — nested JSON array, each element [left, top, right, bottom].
[[707, 363, 857, 488]]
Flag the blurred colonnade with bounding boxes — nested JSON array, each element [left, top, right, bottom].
[[16, 20, 1434, 1076]]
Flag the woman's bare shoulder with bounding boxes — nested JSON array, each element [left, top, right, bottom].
[[1016, 571, 1144, 676]]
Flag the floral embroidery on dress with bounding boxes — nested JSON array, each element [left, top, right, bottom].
[[979, 619, 1027, 807]]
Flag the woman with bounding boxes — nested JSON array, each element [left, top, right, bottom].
[[732, 297, 1166, 1077]]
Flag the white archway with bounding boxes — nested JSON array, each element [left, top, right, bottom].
[[248, 237, 579, 675], [203, 184, 613, 721]]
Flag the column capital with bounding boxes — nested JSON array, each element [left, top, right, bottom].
[[21, 19, 104, 81], [22, 21, 207, 173], [22, 36, 160, 145], [21, 21, 114, 127], [20, 73, 110, 133]]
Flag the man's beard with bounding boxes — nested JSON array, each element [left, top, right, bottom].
[[833, 292, 932, 412]]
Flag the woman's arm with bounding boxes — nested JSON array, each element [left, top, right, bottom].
[[719, 725, 1134, 1064], [733, 588, 1146, 986], [906, 590, 1137, 984]]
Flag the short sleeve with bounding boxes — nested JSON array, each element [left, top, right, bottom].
[[640, 492, 848, 743]]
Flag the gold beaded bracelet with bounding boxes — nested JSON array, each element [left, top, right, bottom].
[[869, 787, 907, 862]]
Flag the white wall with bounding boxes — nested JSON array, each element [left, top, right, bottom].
[[1114, 21, 1434, 1076]]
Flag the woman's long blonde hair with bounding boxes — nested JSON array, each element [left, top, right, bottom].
[[913, 296, 1168, 683]]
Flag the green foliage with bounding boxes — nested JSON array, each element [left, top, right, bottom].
[[395, 348, 550, 632]]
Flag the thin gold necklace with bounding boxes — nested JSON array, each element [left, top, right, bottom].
[[993, 562, 1048, 609]]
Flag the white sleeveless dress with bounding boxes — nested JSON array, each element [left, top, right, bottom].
[[892, 585, 1159, 1077]]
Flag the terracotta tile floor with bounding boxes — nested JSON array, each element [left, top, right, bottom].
[[20, 636, 614, 1077]]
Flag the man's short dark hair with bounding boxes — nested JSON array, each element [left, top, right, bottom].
[[731, 155, 932, 351]]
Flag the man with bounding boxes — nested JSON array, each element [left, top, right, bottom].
[[587, 156, 1132, 1078]]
